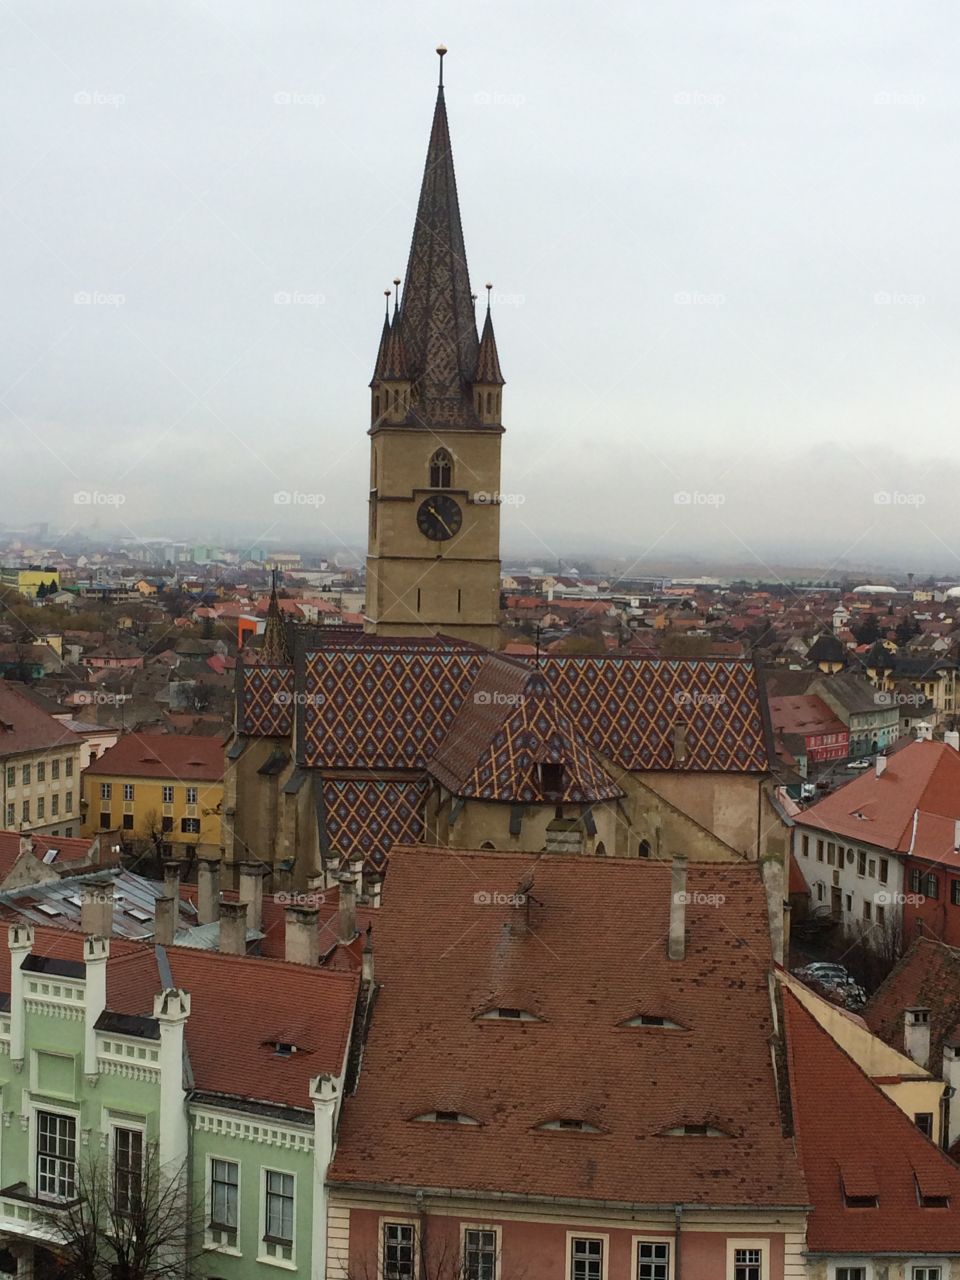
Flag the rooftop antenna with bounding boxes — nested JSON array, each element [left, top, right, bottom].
[[437, 44, 447, 88]]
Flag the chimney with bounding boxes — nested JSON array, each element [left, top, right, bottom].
[[904, 1006, 931, 1068], [761, 858, 785, 966], [238, 862, 265, 932], [154, 895, 176, 947], [349, 853, 365, 899], [362, 928, 374, 984], [338, 872, 357, 943], [218, 901, 248, 956], [668, 856, 688, 961], [946, 730, 960, 752], [197, 858, 221, 925], [18, 833, 33, 859], [284, 906, 319, 966], [163, 859, 181, 901], [80, 884, 114, 938], [673, 721, 688, 765], [875, 755, 887, 778]]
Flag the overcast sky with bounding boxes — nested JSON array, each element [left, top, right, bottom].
[[2, 0, 960, 576]]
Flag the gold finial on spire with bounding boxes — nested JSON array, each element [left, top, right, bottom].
[[437, 45, 447, 88], [485, 282, 493, 311], [384, 288, 391, 317]]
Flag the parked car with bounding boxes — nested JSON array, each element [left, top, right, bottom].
[[794, 963, 867, 1011], [847, 760, 871, 770]]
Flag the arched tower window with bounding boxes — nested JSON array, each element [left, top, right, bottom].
[[486, 391, 492, 413], [429, 449, 453, 489]]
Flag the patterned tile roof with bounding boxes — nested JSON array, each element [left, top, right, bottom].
[[321, 778, 428, 869], [539, 656, 771, 772], [239, 663, 294, 738], [300, 643, 485, 769], [429, 657, 622, 803]]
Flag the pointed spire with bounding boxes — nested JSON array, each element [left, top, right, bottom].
[[395, 47, 480, 425], [475, 282, 505, 386], [261, 570, 292, 664], [369, 290, 393, 387]]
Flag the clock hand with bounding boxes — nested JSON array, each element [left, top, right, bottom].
[[428, 503, 453, 536]]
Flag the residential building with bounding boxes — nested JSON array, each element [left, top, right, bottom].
[[768, 693, 849, 777], [0, 923, 360, 1277], [794, 738, 960, 944], [809, 671, 901, 758], [81, 734, 224, 858], [0, 566, 60, 599], [0, 684, 83, 838]]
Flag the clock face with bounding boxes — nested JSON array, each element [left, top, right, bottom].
[[417, 494, 462, 541]]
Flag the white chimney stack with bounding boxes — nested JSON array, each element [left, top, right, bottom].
[[875, 755, 887, 778], [904, 1006, 931, 1068], [668, 856, 688, 961]]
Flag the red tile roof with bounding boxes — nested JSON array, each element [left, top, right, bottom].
[[0, 682, 82, 757], [784, 987, 960, 1253], [863, 935, 960, 1076], [0, 831, 95, 880], [329, 848, 806, 1207], [797, 740, 960, 851], [83, 733, 224, 781], [768, 694, 847, 739]]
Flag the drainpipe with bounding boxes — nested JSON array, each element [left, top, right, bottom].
[[674, 1203, 683, 1278]]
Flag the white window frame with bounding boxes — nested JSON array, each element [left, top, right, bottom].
[[727, 1239, 770, 1280], [827, 1264, 874, 1280], [379, 1216, 420, 1280], [258, 1164, 296, 1270], [460, 1222, 501, 1280], [31, 1102, 80, 1202], [109, 1115, 146, 1215], [123, 783, 135, 801], [908, 1266, 947, 1280], [204, 1152, 241, 1256], [566, 1231, 610, 1280], [633, 1235, 675, 1280]]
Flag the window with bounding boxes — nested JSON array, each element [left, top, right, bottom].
[[65, 758, 73, 777], [464, 1227, 497, 1280], [835, 1270, 867, 1280], [5, 804, 13, 826], [5, 766, 13, 788], [51, 759, 59, 781], [879, 857, 889, 883], [113, 1126, 143, 1213], [99, 812, 111, 830], [637, 1241, 670, 1280], [186, 786, 198, 805], [733, 1248, 763, 1280], [122, 814, 134, 831], [162, 816, 173, 832], [910, 868, 922, 893], [383, 1222, 415, 1280], [65, 792, 72, 813], [845, 893, 852, 913], [827, 843, 836, 866], [857, 850, 867, 877], [209, 1158, 239, 1248], [262, 1169, 294, 1259], [101, 783, 112, 801], [571, 1237, 604, 1280], [22, 764, 31, 785], [913, 1269, 942, 1280], [816, 883, 824, 902], [801, 835, 809, 858], [37, 1110, 77, 1200], [51, 795, 59, 816], [952, 880, 960, 907], [877, 904, 886, 926], [21, 801, 29, 823], [863, 900, 871, 921], [817, 839, 824, 862], [868, 858, 876, 877], [429, 448, 453, 489], [123, 783, 134, 801], [36, 762, 45, 783], [181, 818, 201, 834], [36, 797, 44, 821], [915, 1112, 934, 1138], [924, 873, 939, 899], [162, 786, 174, 804]]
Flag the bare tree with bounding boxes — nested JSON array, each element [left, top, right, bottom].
[[36, 1141, 205, 1280]]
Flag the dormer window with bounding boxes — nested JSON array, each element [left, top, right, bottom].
[[270, 1041, 298, 1057], [536, 1118, 603, 1133], [411, 1111, 480, 1126], [915, 1170, 951, 1208], [539, 762, 564, 797], [475, 1007, 542, 1023], [429, 449, 453, 489], [661, 1123, 729, 1137], [620, 1014, 684, 1029]]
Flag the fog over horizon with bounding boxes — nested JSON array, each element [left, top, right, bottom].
[[3, 1, 960, 580]]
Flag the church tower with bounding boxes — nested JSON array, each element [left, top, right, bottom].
[[364, 47, 505, 649]]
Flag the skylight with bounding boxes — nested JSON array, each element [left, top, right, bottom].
[[35, 903, 62, 917], [536, 1119, 603, 1133], [661, 1123, 729, 1137], [620, 1014, 684, 1029], [475, 1007, 542, 1022]]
